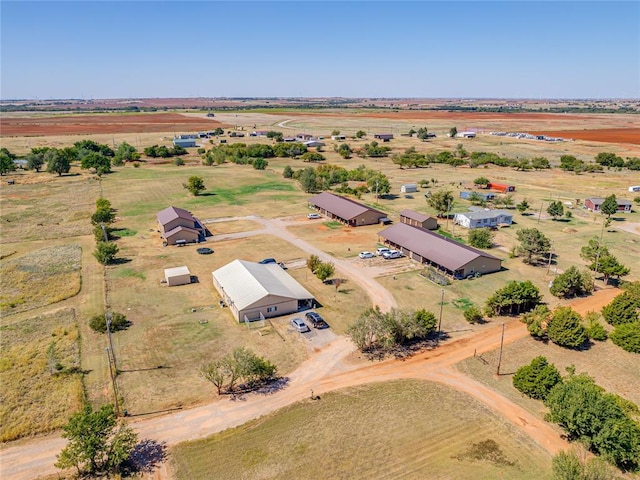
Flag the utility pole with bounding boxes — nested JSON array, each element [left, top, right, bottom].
[[593, 218, 606, 286], [437, 289, 445, 345], [106, 347, 120, 417], [537, 201, 544, 224], [445, 199, 452, 230], [546, 243, 554, 275], [496, 322, 505, 375]]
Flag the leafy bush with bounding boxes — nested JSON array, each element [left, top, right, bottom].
[[512, 356, 562, 400], [547, 307, 588, 349], [463, 305, 483, 324], [550, 266, 594, 298], [601, 292, 640, 325], [585, 312, 608, 341], [609, 322, 640, 353], [89, 312, 130, 333], [485, 280, 542, 317]]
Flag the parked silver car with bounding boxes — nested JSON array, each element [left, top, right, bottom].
[[290, 317, 310, 333]]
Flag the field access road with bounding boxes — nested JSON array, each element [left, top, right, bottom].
[[203, 215, 398, 312], [0, 290, 618, 480]]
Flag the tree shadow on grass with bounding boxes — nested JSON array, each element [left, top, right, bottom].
[[110, 257, 132, 265]]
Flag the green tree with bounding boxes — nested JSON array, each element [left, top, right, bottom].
[[266, 131, 283, 142], [473, 176, 490, 187], [183, 175, 206, 196], [337, 143, 353, 159], [315, 261, 335, 283], [298, 167, 318, 193], [467, 228, 494, 249], [531, 157, 551, 170], [516, 228, 551, 264], [300, 152, 325, 163], [512, 356, 562, 400], [416, 127, 430, 140], [598, 255, 630, 285], [595, 152, 625, 168], [367, 173, 391, 198], [585, 312, 608, 341], [252, 158, 268, 170], [601, 292, 639, 325], [113, 142, 140, 165], [609, 322, 640, 353], [547, 307, 588, 349], [93, 241, 119, 265], [306, 254, 322, 273], [331, 129, 341, 136], [485, 280, 542, 317], [283, 165, 294, 178], [0, 151, 16, 175], [80, 152, 111, 175], [600, 194, 619, 219], [449, 126, 458, 138], [91, 207, 115, 225], [55, 404, 137, 476], [428, 190, 454, 218], [89, 312, 130, 333], [552, 449, 620, 480], [516, 199, 530, 214], [550, 266, 594, 298], [200, 360, 227, 395], [46, 148, 71, 176], [463, 305, 484, 324], [201, 348, 277, 394], [25, 152, 46, 172], [521, 305, 551, 340], [547, 200, 565, 220], [355, 130, 366, 138]]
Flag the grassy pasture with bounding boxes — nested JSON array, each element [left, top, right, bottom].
[[0, 244, 82, 315], [0, 308, 85, 442], [455, 333, 640, 416], [170, 380, 552, 480]]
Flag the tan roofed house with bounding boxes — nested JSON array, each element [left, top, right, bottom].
[[157, 206, 207, 245], [399, 209, 438, 230], [212, 260, 315, 322]]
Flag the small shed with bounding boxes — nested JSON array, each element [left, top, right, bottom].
[[374, 133, 394, 142], [173, 138, 196, 148], [164, 266, 191, 286], [628, 186, 640, 192], [400, 184, 418, 193]]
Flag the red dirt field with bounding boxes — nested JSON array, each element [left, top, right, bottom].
[[530, 128, 640, 145], [0, 113, 228, 136]]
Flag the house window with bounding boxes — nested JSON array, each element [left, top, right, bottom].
[[267, 306, 277, 313]]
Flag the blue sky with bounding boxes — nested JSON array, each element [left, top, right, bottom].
[[1, 1, 638, 99]]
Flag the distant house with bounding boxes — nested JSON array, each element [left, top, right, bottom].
[[331, 134, 346, 141], [628, 186, 640, 192], [304, 140, 326, 148], [157, 206, 207, 245], [454, 209, 513, 229], [457, 131, 476, 138], [460, 191, 495, 201], [173, 138, 196, 148], [374, 133, 394, 142], [487, 182, 516, 193], [212, 259, 315, 322], [283, 137, 296, 142], [378, 223, 502, 279], [399, 209, 437, 230], [308, 192, 390, 226], [400, 184, 418, 193], [164, 266, 192, 286], [252, 130, 269, 137], [584, 197, 633, 213], [296, 133, 313, 141]]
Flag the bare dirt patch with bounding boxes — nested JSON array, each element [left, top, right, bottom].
[[531, 128, 640, 145], [1, 113, 227, 136]]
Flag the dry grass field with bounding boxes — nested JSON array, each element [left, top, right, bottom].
[[0, 308, 84, 442], [1, 107, 638, 471], [170, 380, 553, 480]]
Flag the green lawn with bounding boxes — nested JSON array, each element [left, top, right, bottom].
[[170, 380, 553, 480]]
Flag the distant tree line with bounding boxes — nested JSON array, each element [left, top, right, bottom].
[[283, 163, 390, 197]]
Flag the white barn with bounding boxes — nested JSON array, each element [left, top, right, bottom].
[[164, 266, 192, 286], [212, 260, 315, 322], [454, 209, 513, 229]]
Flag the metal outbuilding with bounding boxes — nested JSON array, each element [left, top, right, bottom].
[[164, 266, 192, 286]]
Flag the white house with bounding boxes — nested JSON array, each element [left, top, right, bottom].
[[212, 260, 315, 322], [454, 209, 513, 229], [400, 184, 418, 193]]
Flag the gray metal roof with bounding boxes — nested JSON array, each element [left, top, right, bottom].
[[400, 209, 433, 223], [378, 223, 500, 271], [165, 266, 190, 277], [586, 197, 633, 206], [212, 260, 313, 311], [157, 206, 195, 227], [455, 209, 513, 221], [309, 192, 385, 221]]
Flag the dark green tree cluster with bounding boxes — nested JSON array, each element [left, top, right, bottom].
[[91, 197, 119, 265], [144, 144, 188, 158], [427, 190, 454, 217], [112, 142, 140, 166], [55, 404, 137, 477], [265, 130, 283, 142], [347, 307, 437, 354], [552, 449, 622, 480], [473, 176, 490, 187], [485, 280, 542, 317], [0, 147, 17, 175], [336, 143, 353, 159], [89, 312, 130, 333], [601, 292, 640, 354], [580, 237, 630, 285], [200, 347, 277, 395], [392, 147, 428, 168], [183, 175, 206, 196], [595, 152, 625, 168], [547, 200, 565, 220], [512, 356, 562, 400], [516, 228, 551, 264], [300, 151, 325, 162], [545, 374, 640, 470], [467, 228, 494, 249], [359, 141, 391, 158], [550, 266, 594, 298], [521, 306, 589, 348], [287, 163, 389, 195]]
